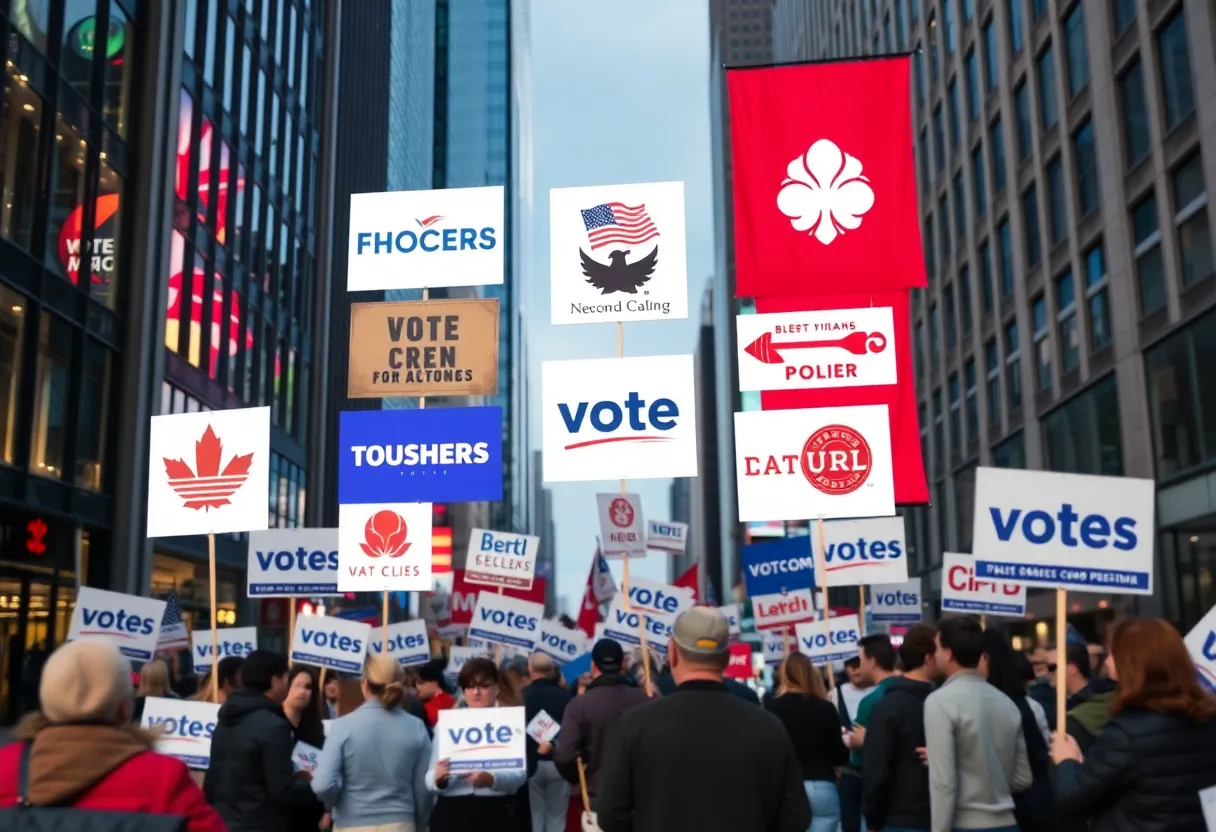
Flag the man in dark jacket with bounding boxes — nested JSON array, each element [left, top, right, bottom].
[[1062, 641, 1115, 755], [525, 651, 575, 832], [553, 639, 650, 812], [204, 650, 315, 832], [862, 623, 937, 832], [596, 607, 810, 832], [655, 665, 760, 703]]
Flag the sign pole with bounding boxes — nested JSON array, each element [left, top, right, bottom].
[[857, 586, 866, 634], [208, 532, 219, 702], [980, 614, 987, 630], [815, 517, 835, 692], [287, 597, 296, 667], [617, 320, 652, 692], [1055, 587, 1067, 731]]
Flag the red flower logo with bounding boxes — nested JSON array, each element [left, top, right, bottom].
[[163, 425, 254, 511], [361, 510, 412, 558]]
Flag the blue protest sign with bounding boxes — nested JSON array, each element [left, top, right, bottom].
[[740, 536, 816, 598], [561, 651, 593, 686], [339, 406, 504, 504]]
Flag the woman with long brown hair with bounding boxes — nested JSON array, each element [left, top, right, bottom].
[[1051, 618, 1216, 830], [764, 652, 848, 832]]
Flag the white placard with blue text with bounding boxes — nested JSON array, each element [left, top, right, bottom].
[[289, 615, 371, 673], [191, 627, 257, 674], [719, 604, 742, 639], [762, 632, 788, 665], [1183, 603, 1216, 694], [436, 705, 527, 774], [468, 592, 543, 650], [370, 619, 431, 667], [818, 516, 909, 587], [68, 587, 166, 663], [795, 614, 861, 664], [535, 619, 588, 663], [971, 467, 1155, 594], [445, 645, 486, 682], [141, 697, 219, 770], [621, 576, 694, 624], [248, 527, 340, 597], [941, 552, 1027, 617], [647, 520, 688, 554], [869, 579, 922, 624]]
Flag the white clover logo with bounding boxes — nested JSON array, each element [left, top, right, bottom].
[[777, 139, 876, 245]]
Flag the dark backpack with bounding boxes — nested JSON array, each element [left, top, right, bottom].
[[0, 743, 187, 832]]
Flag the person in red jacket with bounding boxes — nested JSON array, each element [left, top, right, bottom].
[[0, 639, 225, 832]]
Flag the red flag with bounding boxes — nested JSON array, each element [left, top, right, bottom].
[[673, 563, 700, 603], [576, 560, 602, 638], [727, 57, 926, 298], [757, 291, 928, 505]]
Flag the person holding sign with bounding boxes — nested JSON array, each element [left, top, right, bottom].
[[523, 652, 574, 832]]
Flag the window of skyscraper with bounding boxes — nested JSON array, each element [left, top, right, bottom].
[[953, 173, 966, 240], [1015, 81, 1033, 161], [1084, 242, 1112, 352], [998, 219, 1014, 297], [964, 359, 978, 439], [990, 116, 1007, 192], [1032, 294, 1051, 391], [965, 49, 980, 120], [1113, 0, 1137, 35], [1157, 10, 1195, 132], [973, 147, 987, 216], [1023, 184, 1042, 268], [1056, 270, 1079, 374], [1005, 320, 1022, 410], [1042, 375, 1123, 475], [960, 265, 973, 335], [983, 18, 999, 90], [948, 81, 961, 145], [993, 431, 1026, 468], [980, 240, 994, 314], [1008, 0, 1024, 54], [986, 338, 1002, 425], [1172, 154, 1213, 288], [1037, 44, 1058, 130], [1120, 59, 1151, 166], [1046, 155, 1067, 246], [1063, 3, 1089, 97], [1073, 120, 1099, 217], [1132, 194, 1166, 315]]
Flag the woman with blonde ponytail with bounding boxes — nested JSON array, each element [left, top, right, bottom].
[[310, 652, 434, 831]]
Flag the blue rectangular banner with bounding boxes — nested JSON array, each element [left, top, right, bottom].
[[740, 536, 816, 598], [339, 406, 504, 504]]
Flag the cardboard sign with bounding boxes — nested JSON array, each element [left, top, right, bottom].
[[141, 697, 219, 770], [597, 493, 647, 558], [147, 407, 271, 538], [69, 588, 166, 662], [289, 615, 371, 673], [1183, 603, 1216, 693], [941, 552, 1027, 617], [468, 592, 543, 650], [646, 520, 689, 554], [292, 741, 322, 774], [247, 527, 341, 597], [795, 614, 861, 665], [436, 706, 527, 774], [971, 467, 1156, 594], [525, 709, 560, 744], [347, 298, 500, 399], [536, 619, 588, 663], [370, 619, 432, 667], [751, 589, 816, 632], [337, 502, 433, 593], [465, 528, 539, 590], [870, 579, 922, 624], [724, 643, 753, 679], [190, 626, 257, 674]]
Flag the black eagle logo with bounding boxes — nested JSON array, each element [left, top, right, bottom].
[[579, 247, 659, 295]]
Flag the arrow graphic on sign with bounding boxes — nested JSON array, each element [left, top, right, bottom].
[[743, 330, 888, 364]]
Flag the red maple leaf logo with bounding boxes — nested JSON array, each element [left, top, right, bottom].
[[360, 510, 412, 558], [163, 425, 255, 511]]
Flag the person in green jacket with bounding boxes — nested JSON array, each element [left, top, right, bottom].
[[1065, 690, 1114, 755], [845, 634, 899, 768]]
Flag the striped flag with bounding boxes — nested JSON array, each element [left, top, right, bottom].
[[156, 588, 190, 651], [580, 203, 660, 250]]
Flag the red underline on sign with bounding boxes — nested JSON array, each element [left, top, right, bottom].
[[824, 563, 869, 572], [564, 436, 674, 450]]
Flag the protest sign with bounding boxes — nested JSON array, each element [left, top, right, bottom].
[[465, 528, 539, 590], [141, 697, 219, 770], [719, 603, 742, 639], [602, 598, 674, 653], [751, 589, 816, 631], [446, 646, 485, 682], [248, 527, 341, 597], [191, 626, 257, 674], [647, 520, 688, 554], [370, 619, 431, 667], [597, 493, 647, 558], [725, 643, 753, 680], [941, 552, 1027, 617], [762, 632, 787, 665], [622, 576, 694, 624], [741, 536, 815, 597], [468, 592, 543, 650], [561, 651, 593, 686], [436, 706, 527, 774], [795, 614, 861, 664], [69, 588, 166, 662], [1184, 603, 1216, 693], [536, 619, 588, 663], [818, 516, 909, 587], [448, 569, 547, 626], [289, 615, 371, 673], [870, 579, 922, 624], [526, 710, 561, 744], [337, 502, 433, 593], [292, 742, 322, 774]]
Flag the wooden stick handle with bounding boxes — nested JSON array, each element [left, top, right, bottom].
[[577, 756, 591, 813]]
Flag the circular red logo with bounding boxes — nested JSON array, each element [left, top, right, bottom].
[[609, 498, 634, 528], [799, 424, 872, 495]]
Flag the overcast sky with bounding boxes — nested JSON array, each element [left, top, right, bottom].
[[524, 0, 715, 613]]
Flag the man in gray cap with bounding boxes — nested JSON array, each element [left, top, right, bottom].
[[595, 607, 811, 832]]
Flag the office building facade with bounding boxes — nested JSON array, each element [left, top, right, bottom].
[[774, 0, 1216, 636]]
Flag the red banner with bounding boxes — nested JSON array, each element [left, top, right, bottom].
[[727, 57, 925, 298], [757, 291, 928, 505], [449, 569, 547, 626]]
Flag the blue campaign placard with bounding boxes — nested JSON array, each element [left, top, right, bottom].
[[339, 406, 504, 504], [740, 535, 817, 598]]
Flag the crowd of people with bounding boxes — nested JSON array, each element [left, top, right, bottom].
[[0, 609, 1214, 832]]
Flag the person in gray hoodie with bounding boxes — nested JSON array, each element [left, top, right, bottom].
[[924, 617, 1032, 832]]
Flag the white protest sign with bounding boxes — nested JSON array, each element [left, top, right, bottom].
[[141, 697, 219, 770], [622, 576, 693, 624], [337, 502, 433, 593], [292, 741, 322, 774], [465, 528, 539, 590], [762, 632, 788, 665], [971, 467, 1155, 594], [436, 705, 527, 774], [751, 589, 816, 631], [1183, 603, 1216, 694], [818, 516, 909, 587], [445, 645, 485, 681], [248, 527, 341, 597], [795, 614, 861, 664], [526, 709, 560, 744], [147, 407, 271, 537], [468, 592, 543, 650], [597, 493, 647, 558], [941, 552, 1027, 617], [536, 619, 588, 663], [290, 615, 371, 673], [69, 587, 166, 662], [734, 405, 895, 522], [190, 626, 257, 674], [719, 604, 742, 639], [647, 520, 688, 554], [870, 579, 922, 624], [602, 597, 678, 654], [370, 619, 431, 667]]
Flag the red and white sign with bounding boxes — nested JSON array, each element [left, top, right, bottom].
[[147, 407, 270, 538], [448, 570, 548, 626], [597, 493, 647, 558], [734, 405, 894, 522], [337, 503, 433, 593], [725, 643, 753, 680], [940, 552, 1027, 618], [737, 307, 897, 393], [726, 57, 925, 298], [752, 589, 816, 631]]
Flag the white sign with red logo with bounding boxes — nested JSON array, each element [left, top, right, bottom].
[[941, 552, 1027, 617], [541, 355, 698, 483], [751, 589, 817, 631], [465, 529, 539, 590], [336, 503, 433, 593], [147, 407, 271, 538], [733, 405, 894, 522], [291, 742, 322, 774], [525, 709, 561, 743], [724, 643, 753, 680], [597, 493, 647, 558], [736, 307, 897, 392]]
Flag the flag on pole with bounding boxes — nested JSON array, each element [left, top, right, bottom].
[[673, 563, 700, 604], [155, 588, 190, 651], [577, 546, 615, 638]]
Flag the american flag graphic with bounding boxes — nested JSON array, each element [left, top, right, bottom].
[[580, 203, 660, 250], [156, 588, 191, 651]]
